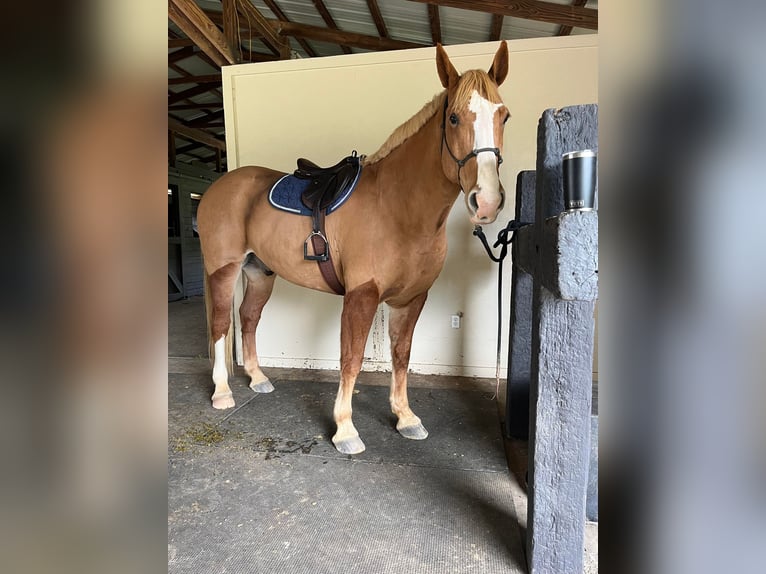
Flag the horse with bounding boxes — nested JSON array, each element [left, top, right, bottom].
[[197, 42, 510, 455]]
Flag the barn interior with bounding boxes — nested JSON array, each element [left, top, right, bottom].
[[168, 3, 599, 573]]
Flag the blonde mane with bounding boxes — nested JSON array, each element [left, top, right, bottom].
[[363, 92, 446, 165], [363, 70, 502, 165]]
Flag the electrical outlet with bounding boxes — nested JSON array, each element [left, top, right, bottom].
[[451, 315, 461, 329]]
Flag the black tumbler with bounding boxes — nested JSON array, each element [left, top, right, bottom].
[[562, 150, 597, 211]]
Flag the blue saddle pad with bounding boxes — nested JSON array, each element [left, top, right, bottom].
[[268, 163, 362, 216]]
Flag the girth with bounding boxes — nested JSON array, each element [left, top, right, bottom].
[[293, 151, 361, 295]]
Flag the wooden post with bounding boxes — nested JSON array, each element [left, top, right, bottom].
[[505, 170, 535, 438], [509, 105, 599, 573]]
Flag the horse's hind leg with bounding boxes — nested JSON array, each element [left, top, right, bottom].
[[388, 292, 429, 440], [240, 256, 276, 393], [208, 262, 241, 409], [333, 281, 380, 455]]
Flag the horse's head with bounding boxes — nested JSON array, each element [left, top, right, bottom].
[[436, 42, 510, 225]]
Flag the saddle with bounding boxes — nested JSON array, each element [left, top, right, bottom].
[[295, 155, 360, 211], [293, 151, 362, 295]]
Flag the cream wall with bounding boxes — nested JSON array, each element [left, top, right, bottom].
[[222, 35, 597, 377]]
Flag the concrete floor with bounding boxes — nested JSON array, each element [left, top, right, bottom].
[[168, 296, 597, 573]]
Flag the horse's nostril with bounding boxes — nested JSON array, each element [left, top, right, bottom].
[[468, 192, 479, 213]]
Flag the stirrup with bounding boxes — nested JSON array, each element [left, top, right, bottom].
[[304, 230, 329, 262]]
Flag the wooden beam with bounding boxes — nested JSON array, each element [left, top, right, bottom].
[[557, 0, 587, 36], [168, 61, 191, 78], [169, 3, 227, 66], [427, 4, 441, 45], [168, 74, 223, 85], [169, 84, 221, 105], [169, 46, 196, 63], [176, 143, 204, 157], [262, 0, 317, 57], [168, 0, 240, 65], [235, 0, 291, 59], [311, 0, 352, 54], [169, 103, 223, 111], [221, 0, 242, 61], [168, 37, 195, 48], [273, 20, 425, 52], [366, 0, 389, 38], [239, 51, 281, 63], [168, 117, 226, 151], [187, 121, 224, 128], [205, 10, 427, 52], [187, 110, 225, 128], [405, 0, 598, 30], [489, 14, 504, 41]]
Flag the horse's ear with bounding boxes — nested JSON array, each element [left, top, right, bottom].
[[436, 43, 459, 89], [488, 40, 509, 86]]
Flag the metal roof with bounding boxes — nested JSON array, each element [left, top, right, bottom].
[[169, 0, 598, 170]]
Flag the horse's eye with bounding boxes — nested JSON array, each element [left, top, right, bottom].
[[449, 113, 458, 126]]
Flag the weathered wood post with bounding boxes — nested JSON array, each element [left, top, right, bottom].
[[510, 105, 599, 573], [505, 171, 535, 439]]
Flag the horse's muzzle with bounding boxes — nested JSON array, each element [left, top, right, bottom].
[[467, 186, 505, 224]]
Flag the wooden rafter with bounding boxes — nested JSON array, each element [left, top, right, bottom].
[[206, 10, 427, 52], [404, 0, 598, 30], [221, 0, 242, 61], [311, 0, 352, 54], [169, 74, 223, 85], [168, 117, 226, 151], [366, 0, 389, 38], [176, 141, 206, 155], [557, 0, 587, 36], [168, 61, 191, 78], [187, 110, 225, 128], [263, 0, 318, 57], [239, 51, 282, 63], [427, 4, 441, 45], [168, 37, 195, 48], [168, 0, 240, 66], [169, 84, 222, 105], [169, 103, 223, 111], [190, 122, 225, 129], [235, 0, 291, 59], [169, 46, 196, 63], [270, 20, 425, 51], [489, 14, 504, 41]]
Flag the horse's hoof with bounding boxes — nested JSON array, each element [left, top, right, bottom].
[[332, 434, 366, 455], [398, 422, 429, 440], [212, 392, 235, 410], [249, 379, 274, 393]]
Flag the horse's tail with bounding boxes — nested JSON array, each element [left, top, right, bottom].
[[203, 267, 235, 374]]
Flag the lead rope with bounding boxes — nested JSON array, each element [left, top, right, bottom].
[[473, 220, 531, 398]]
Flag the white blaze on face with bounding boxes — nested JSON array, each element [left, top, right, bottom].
[[468, 90, 503, 194]]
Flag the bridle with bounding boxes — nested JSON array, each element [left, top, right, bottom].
[[440, 96, 503, 192]]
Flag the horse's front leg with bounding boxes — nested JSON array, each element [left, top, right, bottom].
[[388, 292, 429, 440], [333, 281, 380, 455]]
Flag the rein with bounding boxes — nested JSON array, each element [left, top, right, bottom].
[[440, 97, 503, 192], [473, 220, 531, 396]]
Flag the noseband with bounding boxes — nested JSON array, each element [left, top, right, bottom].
[[440, 97, 503, 192]]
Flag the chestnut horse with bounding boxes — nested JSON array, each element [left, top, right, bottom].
[[197, 43, 510, 454]]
